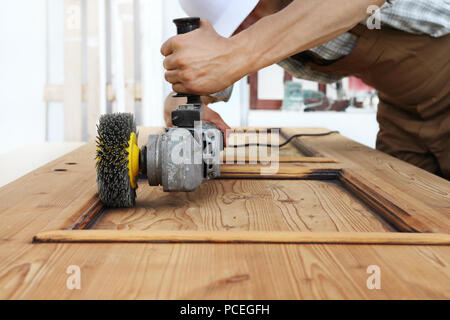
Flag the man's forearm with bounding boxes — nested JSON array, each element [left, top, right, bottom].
[[233, 0, 386, 75]]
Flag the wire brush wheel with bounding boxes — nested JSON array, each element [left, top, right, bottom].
[[96, 113, 138, 207]]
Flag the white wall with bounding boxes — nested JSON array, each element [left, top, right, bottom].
[[0, 0, 246, 156], [46, 0, 64, 142], [0, 0, 47, 154]]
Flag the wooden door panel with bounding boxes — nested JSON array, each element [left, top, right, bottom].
[[30, 127, 450, 245], [91, 180, 393, 233]]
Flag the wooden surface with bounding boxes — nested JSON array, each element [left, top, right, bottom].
[[282, 128, 450, 233], [0, 127, 449, 299], [91, 180, 392, 233]]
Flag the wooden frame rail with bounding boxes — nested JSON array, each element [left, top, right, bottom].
[[34, 230, 450, 245]]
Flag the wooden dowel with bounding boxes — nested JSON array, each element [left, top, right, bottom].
[[220, 155, 337, 163], [221, 165, 317, 174], [219, 165, 339, 179], [33, 230, 450, 245]]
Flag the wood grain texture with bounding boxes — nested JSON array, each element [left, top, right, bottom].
[[221, 155, 337, 163], [281, 128, 450, 233], [0, 242, 448, 299], [33, 230, 450, 245], [223, 129, 312, 160], [220, 164, 340, 179], [91, 180, 392, 233], [1, 127, 449, 299]]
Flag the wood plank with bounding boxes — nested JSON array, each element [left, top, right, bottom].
[[221, 155, 337, 163], [220, 164, 339, 179], [63, 0, 82, 141], [0, 242, 449, 299], [90, 180, 393, 233], [33, 230, 450, 245], [225, 129, 307, 160]]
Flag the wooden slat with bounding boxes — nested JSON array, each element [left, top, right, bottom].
[[44, 83, 129, 102], [120, 2, 135, 113], [86, 0, 101, 141], [223, 130, 323, 160], [221, 155, 337, 163], [220, 164, 339, 179], [63, 0, 82, 141], [33, 230, 450, 245]]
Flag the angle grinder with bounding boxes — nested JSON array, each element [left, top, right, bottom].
[[96, 17, 223, 207]]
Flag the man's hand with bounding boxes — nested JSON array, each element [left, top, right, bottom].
[[164, 93, 231, 145], [161, 20, 247, 95]]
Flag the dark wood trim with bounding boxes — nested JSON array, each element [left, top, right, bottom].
[[318, 83, 327, 94], [249, 71, 325, 110], [249, 72, 286, 110]]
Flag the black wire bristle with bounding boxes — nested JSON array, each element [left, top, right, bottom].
[[96, 113, 137, 207]]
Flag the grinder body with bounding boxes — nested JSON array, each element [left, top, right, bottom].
[[143, 124, 222, 191], [141, 17, 223, 192]]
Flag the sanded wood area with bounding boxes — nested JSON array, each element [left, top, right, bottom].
[[91, 180, 393, 232], [0, 127, 449, 299]]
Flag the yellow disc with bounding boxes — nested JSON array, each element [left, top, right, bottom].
[[126, 132, 140, 189]]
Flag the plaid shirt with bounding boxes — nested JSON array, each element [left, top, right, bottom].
[[278, 0, 450, 84]]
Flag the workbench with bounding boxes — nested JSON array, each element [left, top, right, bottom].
[[0, 127, 449, 299]]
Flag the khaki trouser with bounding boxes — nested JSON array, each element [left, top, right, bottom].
[[306, 24, 450, 179]]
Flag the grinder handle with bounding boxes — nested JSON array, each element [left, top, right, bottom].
[[173, 17, 200, 35], [172, 17, 201, 104]]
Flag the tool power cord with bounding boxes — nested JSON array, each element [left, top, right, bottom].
[[229, 129, 339, 148]]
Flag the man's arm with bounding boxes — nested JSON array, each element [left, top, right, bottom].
[[161, 0, 385, 95], [238, 0, 386, 73]]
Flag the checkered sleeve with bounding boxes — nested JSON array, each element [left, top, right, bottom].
[[381, 0, 450, 37]]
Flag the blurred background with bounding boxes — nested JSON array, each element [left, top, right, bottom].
[[0, 0, 378, 168]]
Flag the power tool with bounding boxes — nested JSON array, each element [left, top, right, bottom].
[[96, 17, 223, 208]]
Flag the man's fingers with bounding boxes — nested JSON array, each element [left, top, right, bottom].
[[172, 83, 187, 94], [164, 70, 180, 84], [160, 37, 174, 56], [163, 56, 177, 70]]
